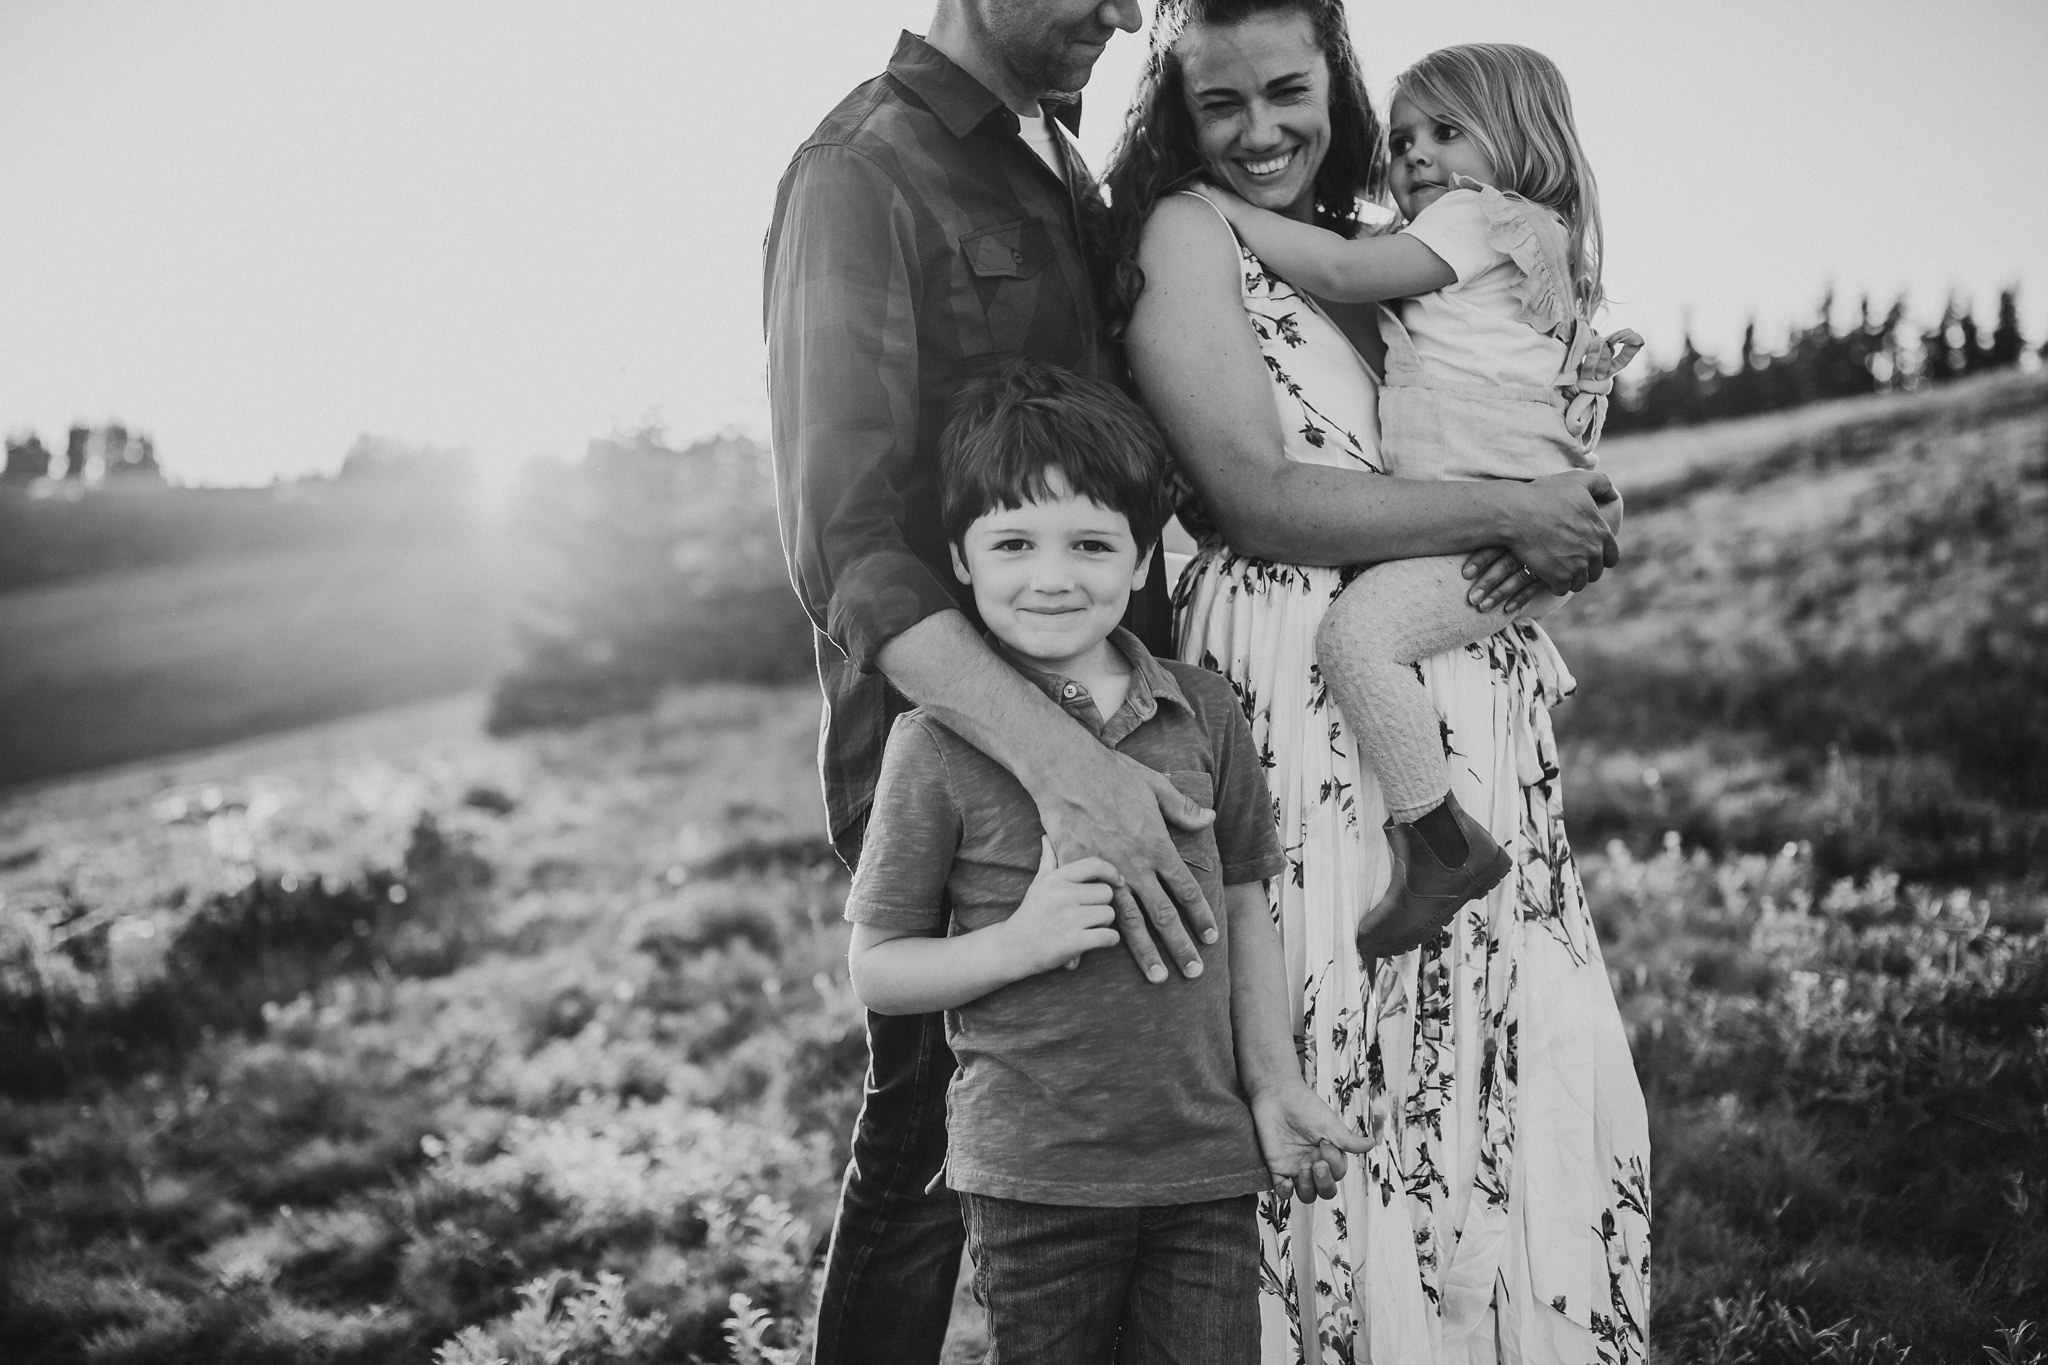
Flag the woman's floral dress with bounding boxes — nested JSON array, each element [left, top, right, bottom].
[[1169, 200, 1652, 1365]]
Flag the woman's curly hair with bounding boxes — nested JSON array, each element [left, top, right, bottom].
[[1096, 0, 1387, 338]]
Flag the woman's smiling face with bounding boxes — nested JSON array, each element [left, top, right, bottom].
[[1179, 11, 1332, 221]]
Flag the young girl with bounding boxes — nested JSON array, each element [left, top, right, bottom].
[[1204, 42, 1641, 961]]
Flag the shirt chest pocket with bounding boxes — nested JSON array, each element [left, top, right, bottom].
[[953, 217, 1056, 360], [1163, 770, 1219, 874]]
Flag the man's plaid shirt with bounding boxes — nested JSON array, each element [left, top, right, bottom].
[[764, 30, 1168, 864]]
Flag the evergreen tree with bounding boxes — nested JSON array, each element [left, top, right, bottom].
[[1721, 319, 1764, 416], [488, 429, 813, 733], [1876, 298, 1912, 391], [1921, 299, 1962, 384], [2, 433, 54, 485], [63, 425, 90, 479], [1957, 309, 1987, 376], [1987, 288, 2025, 370]]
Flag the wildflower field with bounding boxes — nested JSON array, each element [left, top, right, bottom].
[[2, 373, 2045, 1362]]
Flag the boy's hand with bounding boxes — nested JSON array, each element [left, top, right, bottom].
[[1250, 1082, 1371, 1203], [996, 839, 1122, 977]]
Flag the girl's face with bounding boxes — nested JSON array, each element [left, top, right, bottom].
[[1179, 12, 1332, 222], [1387, 92, 1498, 221]]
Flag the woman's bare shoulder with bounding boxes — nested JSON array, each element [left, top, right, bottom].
[[1137, 191, 1242, 276]]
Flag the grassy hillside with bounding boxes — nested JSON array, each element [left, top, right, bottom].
[[0, 687, 875, 1364], [0, 486, 514, 787], [1551, 369, 2048, 883], [0, 381, 2043, 1363]]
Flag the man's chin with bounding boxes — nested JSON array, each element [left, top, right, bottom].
[[1043, 53, 1106, 97]]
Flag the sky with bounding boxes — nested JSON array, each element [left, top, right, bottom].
[[2, 0, 2044, 486]]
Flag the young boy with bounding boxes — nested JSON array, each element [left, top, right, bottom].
[[843, 360, 1363, 1363]]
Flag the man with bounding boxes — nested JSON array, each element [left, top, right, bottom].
[[763, 3, 1228, 1361]]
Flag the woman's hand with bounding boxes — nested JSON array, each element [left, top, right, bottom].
[[1483, 470, 1621, 597], [1466, 472, 1626, 610]]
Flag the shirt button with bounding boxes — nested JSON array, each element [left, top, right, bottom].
[[1012, 250, 1024, 264], [1062, 683, 1080, 699]]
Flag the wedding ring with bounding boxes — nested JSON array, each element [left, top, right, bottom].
[[1518, 565, 1535, 580]]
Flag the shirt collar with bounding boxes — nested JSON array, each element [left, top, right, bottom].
[[887, 30, 1085, 141], [998, 627, 1191, 741]]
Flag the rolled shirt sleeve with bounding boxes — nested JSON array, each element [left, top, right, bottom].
[[765, 144, 964, 673]]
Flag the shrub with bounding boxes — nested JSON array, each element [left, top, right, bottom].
[[0, 814, 490, 1095], [433, 1273, 668, 1365], [1592, 840, 2048, 1355]]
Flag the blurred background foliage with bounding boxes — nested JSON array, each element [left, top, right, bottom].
[[487, 430, 813, 736]]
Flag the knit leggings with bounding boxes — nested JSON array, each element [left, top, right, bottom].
[[1318, 553, 1565, 823]]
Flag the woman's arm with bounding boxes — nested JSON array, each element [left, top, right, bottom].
[[1127, 195, 1617, 592], [1205, 187, 1452, 304]]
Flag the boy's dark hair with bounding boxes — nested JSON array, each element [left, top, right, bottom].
[[939, 360, 1173, 553]]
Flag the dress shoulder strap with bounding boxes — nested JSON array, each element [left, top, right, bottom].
[[1172, 187, 1237, 238]]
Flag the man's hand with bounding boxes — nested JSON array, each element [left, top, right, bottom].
[[1035, 741, 1218, 984], [1250, 1082, 1371, 1203], [874, 612, 1217, 983], [996, 839, 1122, 975]]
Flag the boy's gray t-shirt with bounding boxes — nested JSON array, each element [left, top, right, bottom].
[[845, 630, 1286, 1206]]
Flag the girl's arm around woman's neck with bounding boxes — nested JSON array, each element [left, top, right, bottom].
[[1125, 194, 1614, 578]]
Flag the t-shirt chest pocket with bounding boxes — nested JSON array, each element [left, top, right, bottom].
[[954, 217, 1055, 358], [1163, 770, 1220, 875]]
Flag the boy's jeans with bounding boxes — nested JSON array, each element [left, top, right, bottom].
[[811, 1008, 963, 1365], [961, 1191, 1260, 1364]]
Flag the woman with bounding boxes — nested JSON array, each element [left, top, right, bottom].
[[1102, 3, 1651, 1362]]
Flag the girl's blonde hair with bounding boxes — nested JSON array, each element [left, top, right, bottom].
[[1394, 43, 1604, 314]]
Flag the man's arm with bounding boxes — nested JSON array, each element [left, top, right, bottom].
[[765, 144, 962, 664], [879, 612, 1218, 983], [766, 144, 1219, 981]]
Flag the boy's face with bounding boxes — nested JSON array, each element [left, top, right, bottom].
[[950, 468, 1152, 678]]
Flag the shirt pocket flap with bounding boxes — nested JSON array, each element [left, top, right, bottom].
[[961, 218, 1054, 279], [1164, 769, 1219, 872]]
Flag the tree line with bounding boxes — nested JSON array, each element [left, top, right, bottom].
[[1607, 288, 2038, 433], [1, 422, 162, 486]]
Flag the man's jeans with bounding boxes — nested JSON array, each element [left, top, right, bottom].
[[960, 1192, 1260, 1365], [811, 1008, 963, 1365]]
